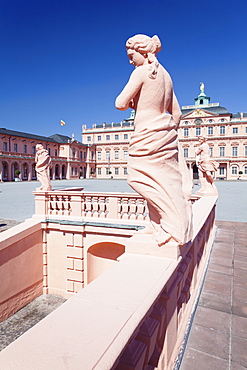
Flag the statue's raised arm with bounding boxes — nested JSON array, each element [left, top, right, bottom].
[[116, 34, 192, 246]]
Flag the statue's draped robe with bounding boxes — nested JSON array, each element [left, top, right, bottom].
[[35, 149, 52, 191], [116, 64, 192, 245]]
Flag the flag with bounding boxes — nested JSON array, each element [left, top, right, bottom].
[[60, 119, 66, 126]]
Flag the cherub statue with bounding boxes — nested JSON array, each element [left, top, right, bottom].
[[195, 136, 218, 195], [115, 34, 192, 246], [35, 144, 52, 191]]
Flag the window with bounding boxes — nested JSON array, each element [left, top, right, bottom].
[[219, 167, 225, 175], [97, 151, 101, 160], [245, 146, 247, 157], [208, 127, 213, 135], [106, 135, 110, 140], [115, 134, 119, 140], [232, 147, 238, 157], [75, 168, 78, 176], [246, 127, 247, 134], [80, 151, 82, 159], [114, 150, 119, 160], [91, 151, 94, 160], [196, 127, 201, 136], [209, 147, 213, 157], [209, 119, 213, 123], [72, 148, 76, 158], [115, 168, 119, 175], [14, 143, 18, 152], [245, 166, 247, 175], [98, 168, 101, 176], [183, 148, 188, 157], [24, 144, 27, 153], [3, 142, 7, 151], [124, 150, 128, 160], [221, 119, 225, 122], [87, 136, 91, 142], [32, 146, 36, 154], [184, 128, 188, 137], [97, 136, 101, 141], [232, 166, 237, 175], [55, 149, 58, 156], [84, 151, 86, 159], [220, 126, 225, 135], [124, 167, 128, 175], [48, 148, 51, 155], [106, 151, 110, 161], [220, 147, 225, 157], [233, 127, 238, 134], [106, 168, 110, 175], [124, 134, 128, 140]]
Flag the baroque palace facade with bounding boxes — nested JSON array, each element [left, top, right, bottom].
[[1, 87, 247, 182], [0, 130, 92, 182], [82, 87, 247, 181]]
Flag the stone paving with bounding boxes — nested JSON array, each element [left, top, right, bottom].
[[0, 295, 66, 351], [180, 220, 247, 370], [0, 218, 20, 233]]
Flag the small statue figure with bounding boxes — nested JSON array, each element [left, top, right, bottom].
[[195, 136, 218, 196], [115, 34, 192, 246], [200, 82, 205, 93], [35, 144, 52, 191]]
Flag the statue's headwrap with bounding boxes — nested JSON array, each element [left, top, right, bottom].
[[126, 34, 162, 79]]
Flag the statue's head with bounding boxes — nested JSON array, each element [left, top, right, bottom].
[[198, 135, 207, 143], [36, 144, 43, 151], [126, 34, 162, 55], [126, 34, 162, 79]]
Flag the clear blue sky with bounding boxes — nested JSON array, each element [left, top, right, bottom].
[[1, 0, 246, 141]]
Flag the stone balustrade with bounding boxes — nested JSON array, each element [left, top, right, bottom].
[[34, 189, 149, 222]]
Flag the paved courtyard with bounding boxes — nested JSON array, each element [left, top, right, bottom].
[[0, 179, 246, 223]]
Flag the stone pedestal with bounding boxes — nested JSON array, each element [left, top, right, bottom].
[[125, 233, 190, 259]]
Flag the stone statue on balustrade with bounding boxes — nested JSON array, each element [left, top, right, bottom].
[[195, 136, 218, 196], [115, 34, 192, 247], [35, 144, 52, 191]]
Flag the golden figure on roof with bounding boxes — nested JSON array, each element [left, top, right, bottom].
[[200, 82, 205, 93]]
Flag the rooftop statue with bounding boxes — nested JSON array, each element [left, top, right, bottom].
[[115, 34, 192, 246], [200, 82, 205, 93], [195, 136, 218, 196], [35, 144, 52, 191]]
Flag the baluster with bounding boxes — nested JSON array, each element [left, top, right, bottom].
[[117, 197, 122, 219], [129, 198, 137, 220], [85, 196, 93, 217], [81, 195, 86, 217], [92, 196, 99, 217], [99, 197, 107, 218], [121, 197, 129, 220], [136, 198, 145, 221]]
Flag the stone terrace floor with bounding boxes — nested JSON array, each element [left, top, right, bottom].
[[180, 220, 247, 370]]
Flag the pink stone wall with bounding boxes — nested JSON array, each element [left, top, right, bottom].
[[0, 221, 43, 322]]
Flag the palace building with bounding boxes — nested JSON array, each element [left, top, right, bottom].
[[1, 87, 246, 182], [0, 129, 89, 182], [82, 86, 247, 180]]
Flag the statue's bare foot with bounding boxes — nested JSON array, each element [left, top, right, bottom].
[[136, 223, 156, 234]]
